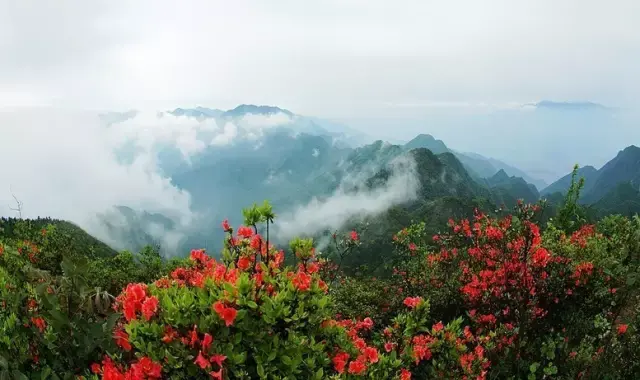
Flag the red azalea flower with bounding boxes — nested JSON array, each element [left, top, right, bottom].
[[292, 271, 312, 292], [131, 356, 162, 379], [237, 226, 254, 238], [618, 324, 628, 335], [237, 256, 251, 270], [210, 354, 227, 368], [332, 352, 349, 374], [195, 351, 211, 369], [403, 296, 422, 308], [361, 317, 374, 329], [141, 296, 159, 321], [202, 333, 214, 351], [400, 368, 412, 380], [31, 316, 46, 332], [161, 325, 178, 344], [364, 347, 379, 363], [113, 328, 132, 351], [213, 301, 238, 326], [348, 359, 367, 375], [189, 325, 199, 347], [384, 342, 394, 352], [91, 363, 101, 374]]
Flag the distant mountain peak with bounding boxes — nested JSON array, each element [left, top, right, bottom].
[[620, 145, 640, 155], [223, 104, 294, 118], [527, 100, 609, 111], [404, 134, 449, 154], [491, 169, 510, 182], [414, 133, 436, 140], [168, 107, 224, 118]]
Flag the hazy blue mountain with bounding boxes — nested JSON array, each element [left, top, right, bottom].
[[401, 133, 545, 189], [169, 106, 224, 118], [593, 182, 640, 218], [480, 169, 540, 207], [541, 166, 599, 196], [582, 146, 640, 204], [529, 100, 610, 111], [221, 104, 294, 118], [458, 151, 548, 190], [99, 105, 633, 257], [404, 134, 449, 154], [541, 145, 640, 206]]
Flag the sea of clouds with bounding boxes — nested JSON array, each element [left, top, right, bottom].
[[0, 107, 416, 255]]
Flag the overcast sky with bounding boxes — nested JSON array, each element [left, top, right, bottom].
[[1, 0, 639, 118]]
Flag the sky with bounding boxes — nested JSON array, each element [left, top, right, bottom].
[[1, 0, 639, 253], [1, 0, 639, 117]]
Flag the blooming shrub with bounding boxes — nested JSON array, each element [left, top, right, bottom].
[[90, 206, 353, 379], [0, 236, 118, 378], [382, 202, 640, 378], [3, 200, 640, 379]]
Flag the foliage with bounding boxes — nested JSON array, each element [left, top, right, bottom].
[[1, 197, 640, 379], [553, 164, 589, 233], [0, 234, 119, 379]]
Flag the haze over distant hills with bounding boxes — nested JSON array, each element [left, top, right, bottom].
[[541, 145, 640, 217], [339, 100, 639, 183], [2, 103, 638, 258], [95, 103, 556, 254]]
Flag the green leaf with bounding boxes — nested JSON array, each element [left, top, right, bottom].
[[544, 364, 558, 375], [11, 370, 28, 380], [234, 352, 246, 365], [247, 301, 258, 309], [40, 367, 52, 380], [257, 364, 265, 378], [0, 356, 6, 370], [529, 362, 539, 373]]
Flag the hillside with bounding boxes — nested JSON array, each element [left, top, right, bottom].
[[336, 148, 495, 273], [402, 133, 545, 189], [0, 217, 117, 259], [593, 182, 640, 218], [542, 146, 640, 206], [479, 169, 540, 207], [582, 146, 640, 204], [541, 165, 599, 196]]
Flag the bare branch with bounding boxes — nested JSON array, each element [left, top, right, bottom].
[[8, 186, 23, 218]]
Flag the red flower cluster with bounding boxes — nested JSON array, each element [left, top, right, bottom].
[[292, 270, 312, 291], [213, 301, 238, 327], [30, 316, 46, 332], [115, 283, 159, 322], [327, 317, 382, 376], [94, 355, 162, 380], [569, 224, 596, 248], [403, 296, 422, 309]]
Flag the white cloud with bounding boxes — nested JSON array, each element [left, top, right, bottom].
[[210, 122, 238, 146], [0, 107, 197, 252], [312, 148, 320, 157], [108, 111, 218, 160], [275, 154, 420, 241], [239, 113, 294, 130]]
